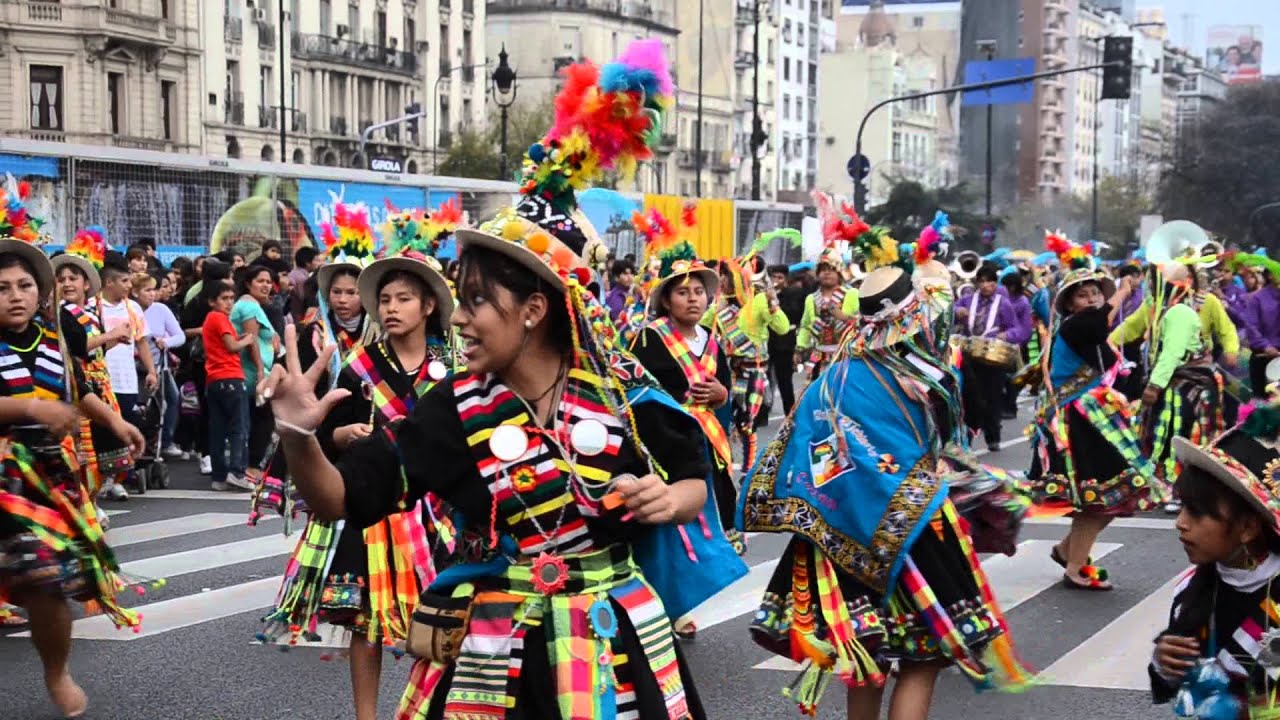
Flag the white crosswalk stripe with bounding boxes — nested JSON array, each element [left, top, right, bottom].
[[3, 501, 1190, 696]]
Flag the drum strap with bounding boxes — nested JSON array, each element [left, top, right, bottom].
[[968, 293, 1002, 337]]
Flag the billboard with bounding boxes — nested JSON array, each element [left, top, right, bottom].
[[1207, 25, 1263, 85]]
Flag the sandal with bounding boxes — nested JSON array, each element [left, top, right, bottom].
[[674, 620, 697, 640], [0, 606, 28, 628], [1062, 566, 1113, 591], [1050, 546, 1107, 580]]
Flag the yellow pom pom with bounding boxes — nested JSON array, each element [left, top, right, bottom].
[[502, 222, 525, 242]]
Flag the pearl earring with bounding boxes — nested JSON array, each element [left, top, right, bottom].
[[524, 319, 534, 329]]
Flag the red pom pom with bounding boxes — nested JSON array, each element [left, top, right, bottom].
[[573, 267, 591, 286]]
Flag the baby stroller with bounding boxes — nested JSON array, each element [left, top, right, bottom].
[[130, 368, 171, 493]]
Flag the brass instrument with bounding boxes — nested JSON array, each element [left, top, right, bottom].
[[949, 250, 981, 281], [1145, 220, 1213, 266]]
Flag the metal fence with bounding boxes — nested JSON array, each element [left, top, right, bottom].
[[0, 140, 810, 265]]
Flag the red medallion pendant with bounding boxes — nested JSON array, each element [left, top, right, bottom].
[[530, 552, 570, 595]]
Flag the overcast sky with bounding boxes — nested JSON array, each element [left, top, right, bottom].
[[1147, 1, 1279, 72]]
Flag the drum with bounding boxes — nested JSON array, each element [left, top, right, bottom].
[[1266, 357, 1280, 386], [964, 337, 1022, 372]]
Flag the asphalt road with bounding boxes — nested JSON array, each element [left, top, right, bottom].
[[1, 395, 1183, 720]]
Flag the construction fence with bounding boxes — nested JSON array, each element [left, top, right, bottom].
[[0, 139, 807, 266]]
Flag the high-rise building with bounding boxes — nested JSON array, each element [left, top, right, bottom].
[[672, 0, 739, 199], [816, 1, 960, 203], [0, 0, 204, 153], [485, 0, 677, 194], [732, 0, 780, 200], [773, 0, 835, 201]]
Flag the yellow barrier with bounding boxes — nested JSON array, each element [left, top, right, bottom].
[[643, 194, 735, 259]]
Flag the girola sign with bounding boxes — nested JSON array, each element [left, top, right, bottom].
[[368, 156, 404, 173]]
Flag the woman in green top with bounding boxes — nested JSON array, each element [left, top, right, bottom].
[[230, 264, 280, 476]]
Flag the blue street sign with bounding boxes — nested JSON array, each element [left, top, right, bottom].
[[846, 154, 871, 181], [961, 58, 1037, 106]]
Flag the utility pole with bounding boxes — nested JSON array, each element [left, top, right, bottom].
[[750, 0, 764, 200], [278, 0, 287, 159], [977, 40, 997, 219], [695, 0, 704, 196]]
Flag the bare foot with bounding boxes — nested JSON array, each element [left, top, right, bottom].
[[46, 674, 88, 718]]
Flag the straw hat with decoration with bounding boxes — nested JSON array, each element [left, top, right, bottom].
[[1046, 230, 1114, 315], [632, 204, 719, 317], [360, 199, 462, 323], [52, 225, 108, 297]]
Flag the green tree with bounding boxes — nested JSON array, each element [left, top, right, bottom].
[[864, 179, 992, 249], [1158, 82, 1280, 243], [436, 100, 554, 181], [1068, 174, 1153, 255]]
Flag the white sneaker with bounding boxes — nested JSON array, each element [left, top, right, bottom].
[[225, 474, 254, 491], [102, 484, 129, 502], [211, 480, 230, 491], [162, 444, 184, 458], [199, 455, 212, 475]]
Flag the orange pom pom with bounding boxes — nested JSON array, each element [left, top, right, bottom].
[[551, 246, 575, 269], [526, 232, 551, 254]]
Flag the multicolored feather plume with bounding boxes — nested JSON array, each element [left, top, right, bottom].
[[68, 226, 109, 269], [521, 39, 674, 215], [321, 203, 376, 261], [1045, 229, 1091, 270], [0, 174, 43, 244]]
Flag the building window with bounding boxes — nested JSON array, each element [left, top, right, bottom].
[[29, 65, 63, 131], [375, 9, 387, 47], [463, 29, 473, 71], [405, 17, 416, 51], [319, 0, 331, 34], [160, 0, 169, 20], [783, 93, 790, 119], [160, 80, 175, 140], [440, 23, 450, 70], [783, 57, 790, 81], [348, 3, 360, 42], [892, 131, 902, 163], [107, 72, 123, 135]]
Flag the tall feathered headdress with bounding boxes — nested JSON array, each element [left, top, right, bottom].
[[321, 202, 377, 264], [1045, 229, 1092, 270], [514, 39, 674, 255], [67, 226, 109, 269], [914, 211, 953, 266], [633, 204, 699, 280], [0, 176, 42, 244], [383, 198, 465, 260]]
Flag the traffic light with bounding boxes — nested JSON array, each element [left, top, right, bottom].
[[1101, 36, 1133, 100]]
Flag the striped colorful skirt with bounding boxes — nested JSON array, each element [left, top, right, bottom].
[[750, 501, 1031, 715], [396, 543, 705, 720], [1026, 385, 1163, 515]]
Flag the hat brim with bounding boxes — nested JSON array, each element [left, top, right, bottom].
[[49, 253, 99, 297], [646, 268, 720, 317], [316, 261, 362, 300], [357, 256, 456, 331], [1055, 274, 1116, 314], [454, 228, 565, 291], [1173, 435, 1277, 527]]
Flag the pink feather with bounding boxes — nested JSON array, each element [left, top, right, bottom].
[[616, 39, 674, 97]]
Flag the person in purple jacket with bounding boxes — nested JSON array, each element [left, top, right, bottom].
[[955, 263, 1030, 451], [1242, 265, 1280, 393], [602, 257, 636, 323], [999, 269, 1034, 418]]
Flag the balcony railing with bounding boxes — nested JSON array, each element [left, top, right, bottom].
[[258, 22, 276, 50], [734, 52, 755, 69], [224, 92, 245, 125], [290, 112, 307, 133], [386, 125, 400, 142], [225, 16, 243, 43], [5, 3, 173, 46], [259, 106, 277, 129], [292, 33, 419, 76], [330, 116, 349, 135], [486, 0, 674, 29], [460, 66, 475, 83]]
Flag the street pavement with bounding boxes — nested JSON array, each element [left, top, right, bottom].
[[1, 396, 1183, 720]]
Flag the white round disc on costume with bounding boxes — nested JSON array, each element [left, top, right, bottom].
[[1268, 357, 1280, 384], [489, 424, 529, 462], [570, 419, 609, 456], [427, 360, 447, 381]]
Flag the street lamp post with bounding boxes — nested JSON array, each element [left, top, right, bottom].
[[491, 46, 518, 181]]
